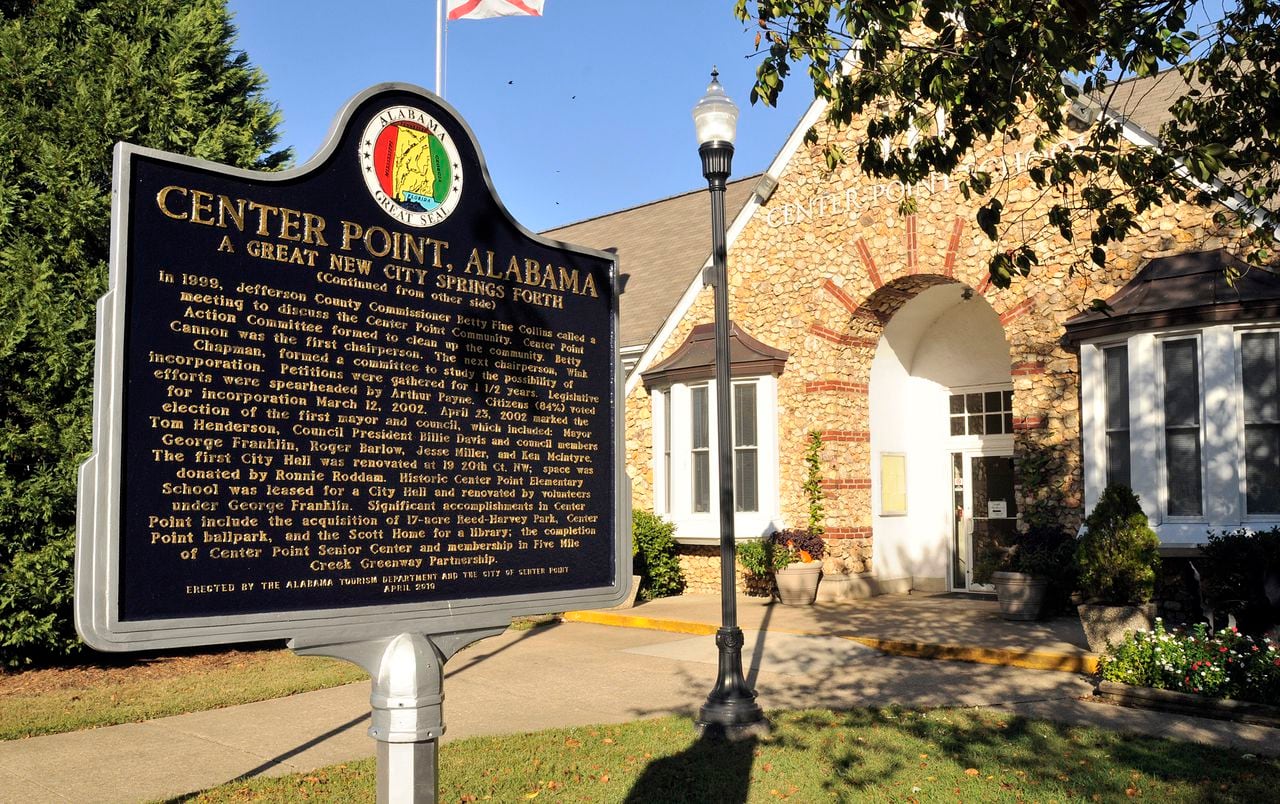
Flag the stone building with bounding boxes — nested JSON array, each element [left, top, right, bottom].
[[548, 70, 1280, 597]]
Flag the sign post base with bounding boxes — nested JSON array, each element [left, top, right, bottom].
[[292, 628, 506, 804]]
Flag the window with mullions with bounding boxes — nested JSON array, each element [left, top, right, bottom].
[[660, 378, 768, 517], [1242, 332, 1280, 515], [1104, 345, 1131, 489], [1163, 338, 1203, 517], [949, 389, 1014, 436], [691, 385, 710, 513], [733, 383, 758, 513]]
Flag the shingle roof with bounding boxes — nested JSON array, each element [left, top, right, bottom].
[[1096, 67, 1188, 138], [640, 322, 790, 388], [544, 177, 761, 351]]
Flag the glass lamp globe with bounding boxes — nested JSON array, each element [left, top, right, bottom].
[[691, 69, 739, 146]]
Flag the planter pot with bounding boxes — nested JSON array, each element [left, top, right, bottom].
[[774, 561, 822, 606], [816, 571, 877, 603], [991, 571, 1049, 621], [1077, 603, 1156, 653], [610, 575, 643, 609]]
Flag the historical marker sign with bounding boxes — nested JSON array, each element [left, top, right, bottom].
[[76, 84, 627, 651]]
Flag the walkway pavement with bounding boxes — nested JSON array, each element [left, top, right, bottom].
[[1, 592, 1276, 803], [568, 591, 1098, 673]]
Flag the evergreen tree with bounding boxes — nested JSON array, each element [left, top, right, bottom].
[[0, 0, 289, 665]]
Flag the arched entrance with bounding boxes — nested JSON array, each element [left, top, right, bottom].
[[868, 282, 1013, 593]]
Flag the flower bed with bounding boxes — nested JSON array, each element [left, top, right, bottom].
[[1099, 619, 1280, 706]]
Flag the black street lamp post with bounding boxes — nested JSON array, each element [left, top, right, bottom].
[[691, 69, 768, 739]]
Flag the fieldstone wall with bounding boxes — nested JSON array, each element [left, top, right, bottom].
[[675, 545, 754, 595], [627, 103, 1249, 589]]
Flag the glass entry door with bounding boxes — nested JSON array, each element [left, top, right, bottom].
[[950, 452, 1018, 592]]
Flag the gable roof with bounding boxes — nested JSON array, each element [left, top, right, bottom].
[[1095, 67, 1188, 138], [544, 177, 762, 352], [545, 61, 1252, 388]]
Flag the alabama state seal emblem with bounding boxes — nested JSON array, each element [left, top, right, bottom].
[[359, 105, 463, 227]]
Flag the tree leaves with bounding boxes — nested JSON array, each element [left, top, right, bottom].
[[737, 0, 1280, 286]]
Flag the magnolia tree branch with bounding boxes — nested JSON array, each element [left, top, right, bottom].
[[734, 0, 1280, 289]]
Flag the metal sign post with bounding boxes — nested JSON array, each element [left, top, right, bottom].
[[293, 628, 504, 803]]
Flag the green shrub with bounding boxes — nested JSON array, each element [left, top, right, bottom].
[[1004, 526, 1076, 577], [1100, 619, 1280, 705], [736, 539, 790, 577], [1198, 528, 1280, 638], [631, 511, 684, 600], [1077, 485, 1160, 604]]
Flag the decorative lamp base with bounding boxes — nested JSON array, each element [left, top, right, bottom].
[[694, 626, 770, 740]]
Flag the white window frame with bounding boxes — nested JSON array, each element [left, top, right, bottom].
[[649, 375, 780, 543], [1081, 323, 1280, 544], [944, 382, 1016, 452], [1156, 332, 1207, 522], [689, 383, 711, 514], [1081, 339, 1125, 516], [1101, 343, 1132, 491], [1235, 326, 1280, 521]]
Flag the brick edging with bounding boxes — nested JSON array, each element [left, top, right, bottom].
[[1092, 680, 1280, 728]]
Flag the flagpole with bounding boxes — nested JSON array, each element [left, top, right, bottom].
[[435, 0, 445, 97]]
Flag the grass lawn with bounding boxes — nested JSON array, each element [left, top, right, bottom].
[[186, 707, 1280, 803], [0, 617, 559, 741], [0, 646, 368, 741]]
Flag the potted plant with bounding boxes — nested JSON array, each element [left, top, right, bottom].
[[992, 526, 1075, 621], [1075, 485, 1162, 652], [771, 527, 826, 605]]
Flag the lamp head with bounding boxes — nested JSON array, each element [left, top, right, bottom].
[[692, 68, 739, 147]]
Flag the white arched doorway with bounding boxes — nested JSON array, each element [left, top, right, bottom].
[[867, 283, 1013, 593]]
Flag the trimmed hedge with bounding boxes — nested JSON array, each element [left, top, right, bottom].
[[632, 511, 684, 600]]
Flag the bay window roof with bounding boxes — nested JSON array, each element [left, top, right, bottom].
[[640, 322, 788, 389], [1064, 249, 1280, 344]]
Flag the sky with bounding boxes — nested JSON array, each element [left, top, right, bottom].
[[225, 1, 815, 233]]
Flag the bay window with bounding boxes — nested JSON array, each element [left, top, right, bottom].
[[641, 322, 787, 541], [1066, 249, 1280, 543], [650, 376, 775, 526], [1241, 331, 1280, 515], [1162, 337, 1203, 517]]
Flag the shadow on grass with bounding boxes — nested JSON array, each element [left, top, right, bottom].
[[622, 733, 757, 804], [780, 707, 1280, 801]]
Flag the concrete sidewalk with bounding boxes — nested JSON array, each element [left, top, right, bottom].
[[569, 591, 1098, 673], [0, 594, 1276, 803]]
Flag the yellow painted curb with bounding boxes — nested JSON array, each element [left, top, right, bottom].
[[562, 610, 719, 636], [563, 610, 1098, 674], [842, 635, 1099, 675]]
